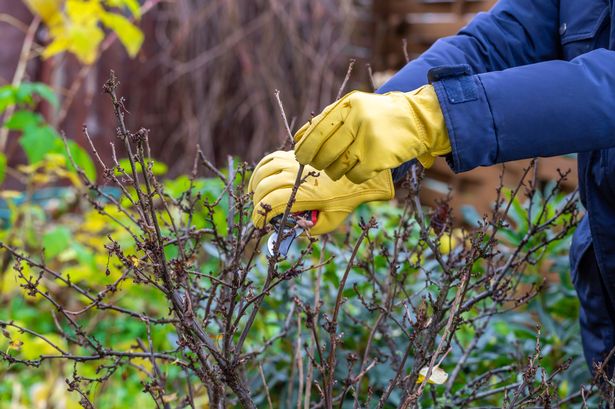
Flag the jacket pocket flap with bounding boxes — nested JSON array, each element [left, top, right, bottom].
[[560, 0, 609, 44]]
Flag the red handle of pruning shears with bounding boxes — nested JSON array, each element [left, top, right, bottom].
[[266, 210, 319, 256]]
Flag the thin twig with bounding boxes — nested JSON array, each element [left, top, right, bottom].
[[336, 59, 356, 101]]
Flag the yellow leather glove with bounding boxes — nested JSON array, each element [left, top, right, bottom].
[[249, 150, 394, 235], [294, 85, 450, 184]]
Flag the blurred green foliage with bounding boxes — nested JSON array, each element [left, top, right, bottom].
[[0, 82, 96, 185], [0, 145, 586, 408]]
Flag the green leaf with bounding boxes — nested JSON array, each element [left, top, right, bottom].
[[99, 12, 144, 57], [0, 153, 6, 185], [43, 226, 72, 259], [0, 83, 58, 114], [0, 85, 15, 113], [117, 158, 168, 176], [20, 83, 60, 110], [57, 139, 97, 181], [19, 125, 58, 163], [163, 243, 179, 260], [5, 110, 43, 131], [73, 242, 97, 272]]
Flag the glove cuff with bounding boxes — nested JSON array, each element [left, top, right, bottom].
[[404, 85, 451, 158]]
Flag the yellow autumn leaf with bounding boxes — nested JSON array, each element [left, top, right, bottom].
[[99, 11, 144, 57], [23, 0, 63, 26], [436, 228, 466, 254], [44, 153, 67, 168], [128, 254, 140, 267], [55, 168, 84, 187], [96, 254, 123, 280], [65, 0, 103, 24], [80, 210, 108, 233], [1, 270, 20, 294], [44, 20, 105, 64], [416, 365, 449, 385], [31, 172, 54, 185], [21, 333, 67, 360], [1, 263, 43, 298], [409, 252, 422, 265], [30, 0, 144, 64], [0, 323, 66, 359], [17, 162, 43, 174], [194, 393, 210, 409]]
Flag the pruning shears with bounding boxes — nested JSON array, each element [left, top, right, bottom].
[[266, 210, 318, 257]]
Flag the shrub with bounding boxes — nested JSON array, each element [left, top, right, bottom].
[[0, 72, 609, 409]]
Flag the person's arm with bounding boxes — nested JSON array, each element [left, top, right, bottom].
[[294, 0, 615, 181], [378, 0, 615, 174], [433, 50, 615, 172]]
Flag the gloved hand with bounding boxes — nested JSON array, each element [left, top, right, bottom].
[[294, 84, 450, 184], [249, 150, 394, 235]]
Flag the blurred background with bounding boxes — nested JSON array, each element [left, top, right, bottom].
[[0, 0, 577, 220]]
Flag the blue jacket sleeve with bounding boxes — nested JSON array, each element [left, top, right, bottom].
[[436, 50, 615, 172], [376, 0, 615, 175], [377, 0, 560, 94]]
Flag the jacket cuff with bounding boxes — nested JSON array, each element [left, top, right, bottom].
[[429, 65, 498, 173], [391, 159, 418, 183]]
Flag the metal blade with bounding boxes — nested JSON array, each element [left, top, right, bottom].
[[267, 226, 304, 257]]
